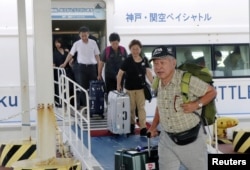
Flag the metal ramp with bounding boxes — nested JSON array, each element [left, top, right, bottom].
[[54, 106, 108, 130], [82, 112, 108, 130]]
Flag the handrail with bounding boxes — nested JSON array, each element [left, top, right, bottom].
[[53, 67, 66, 107], [53, 67, 91, 158]]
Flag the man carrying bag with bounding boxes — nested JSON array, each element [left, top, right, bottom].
[[147, 46, 217, 170]]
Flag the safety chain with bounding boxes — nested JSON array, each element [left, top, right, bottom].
[[0, 107, 36, 122], [0, 105, 73, 158]]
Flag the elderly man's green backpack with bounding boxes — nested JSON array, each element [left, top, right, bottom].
[[152, 63, 217, 125], [178, 63, 216, 126]]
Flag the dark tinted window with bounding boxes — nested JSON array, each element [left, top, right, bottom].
[[142, 44, 250, 78]]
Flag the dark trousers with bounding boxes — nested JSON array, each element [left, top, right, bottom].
[[73, 63, 97, 107], [65, 68, 75, 106], [105, 76, 125, 94], [105, 77, 117, 95]]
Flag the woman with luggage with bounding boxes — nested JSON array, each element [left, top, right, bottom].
[[116, 39, 153, 136]]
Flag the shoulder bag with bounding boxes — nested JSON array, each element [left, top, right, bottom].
[[133, 57, 152, 102]]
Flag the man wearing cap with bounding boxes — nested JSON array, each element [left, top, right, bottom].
[[148, 46, 217, 170]]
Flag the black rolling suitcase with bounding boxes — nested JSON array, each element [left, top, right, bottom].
[[114, 134, 159, 170], [89, 80, 105, 118]]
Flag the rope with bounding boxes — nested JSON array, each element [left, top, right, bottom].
[[0, 107, 36, 122], [0, 104, 73, 158]]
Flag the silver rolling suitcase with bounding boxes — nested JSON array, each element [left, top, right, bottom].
[[107, 90, 131, 134]]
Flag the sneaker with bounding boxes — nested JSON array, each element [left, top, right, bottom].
[[55, 104, 62, 108], [140, 128, 147, 136]]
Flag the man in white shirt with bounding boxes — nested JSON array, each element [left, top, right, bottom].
[[61, 26, 101, 109]]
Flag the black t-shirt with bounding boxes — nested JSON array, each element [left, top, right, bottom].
[[53, 49, 73, 79], [101, 46, 127, 79], [120, 55, 150, 90], [53, 49, 68, 67]]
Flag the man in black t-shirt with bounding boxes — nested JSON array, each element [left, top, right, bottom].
[[99, 33, 128, 95]]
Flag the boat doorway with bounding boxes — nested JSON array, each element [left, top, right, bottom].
[[51, 0, 107, 51]]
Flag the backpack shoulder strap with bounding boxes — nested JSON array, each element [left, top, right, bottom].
[[181, 72, 192, 103], [105, 46, 112, 60], [152, 77, 159, 91], [119, 46, 125, 55], [106, 46, 125, 60]]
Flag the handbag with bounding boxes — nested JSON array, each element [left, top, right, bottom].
[[143, 83, 152, 102], [167, 123, 201, 145], [133, 57, 152, 102]]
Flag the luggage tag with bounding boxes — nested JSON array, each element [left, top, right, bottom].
[[145, 162, 156, 170]]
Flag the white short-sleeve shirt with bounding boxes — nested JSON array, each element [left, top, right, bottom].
[[70, 39, 100, 64]]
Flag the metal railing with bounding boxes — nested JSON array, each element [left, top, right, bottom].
[[53, 67, 66, 107], [53, 67, 91, 158]]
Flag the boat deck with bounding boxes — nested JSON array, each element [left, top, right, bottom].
[[88, 133, 237, 170], [87, 133, 189, 170]]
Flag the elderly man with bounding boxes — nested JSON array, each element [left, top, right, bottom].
[[148, 46, 217, 170]]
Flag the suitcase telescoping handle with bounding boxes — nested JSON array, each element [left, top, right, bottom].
[[147, 132, 151, 157], [114, 90, 127, 96]]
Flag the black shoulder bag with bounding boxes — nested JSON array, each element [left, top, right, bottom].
[[133, 58, 152, 102]]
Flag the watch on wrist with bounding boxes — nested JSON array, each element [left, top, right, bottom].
[[198, 100, 203, 108]]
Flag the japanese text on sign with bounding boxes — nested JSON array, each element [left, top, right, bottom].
[[126, 12, 212, 23]]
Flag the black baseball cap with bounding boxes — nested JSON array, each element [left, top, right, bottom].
[[149, 46, 175, 62]]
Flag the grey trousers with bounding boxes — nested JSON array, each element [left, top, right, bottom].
[[158, 127, 208, 170]]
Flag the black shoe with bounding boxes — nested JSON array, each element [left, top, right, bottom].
[[130, 124, 135, 135], [55, 104, 62, 108], [136, 118, 139, 123], [140, 128, 147, 136]]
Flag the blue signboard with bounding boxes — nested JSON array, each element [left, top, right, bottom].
[[51, 7, 105, 20]]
